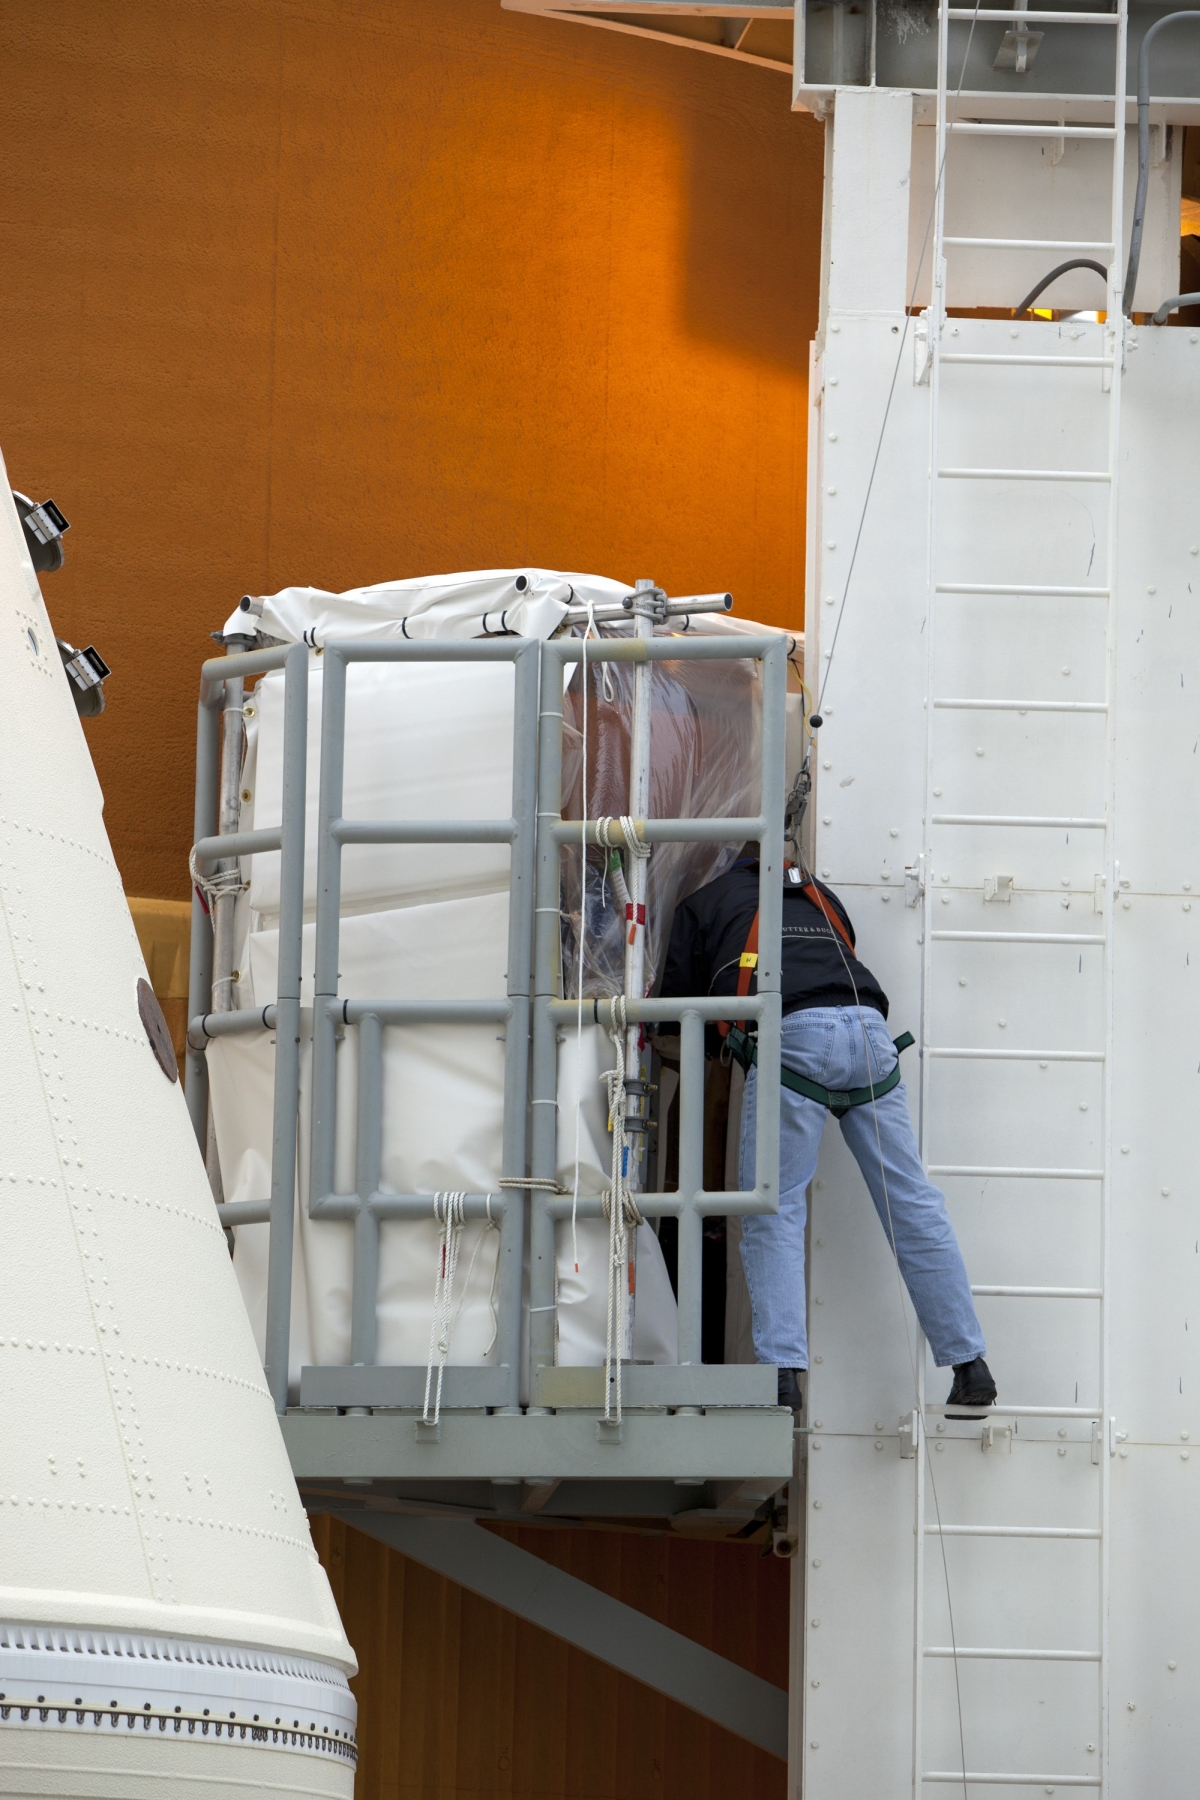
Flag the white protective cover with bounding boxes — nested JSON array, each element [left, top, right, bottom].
[[212, 570, 694, 1381], [0, 465, 355, 1794]]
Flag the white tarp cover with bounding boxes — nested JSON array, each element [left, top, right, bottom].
[[211, 568, 799, 1394]]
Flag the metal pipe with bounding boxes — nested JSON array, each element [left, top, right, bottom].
[[263, 642, 309, 1414], [527, 642, 566, 1391], [549, 634, 778, 666], [192, 826, 282, 865], [311, 1191, 510, 1223], [622, 581, 657, 1242], [752, 641, 787, 1235], [211, 669, 247, 1017], [552, 816, 766, 847], [1123, 12, 1200, 314], [340, 999, 511, 1027], [185, 687, 221, 1152], [349, 1012, 383, 1369], [188, 1003, 279, 1045], [496, 641, 539, 1410], [675, 1010, 706, 1366], [549, 995, 767, 1025], [333, 818, 517, 846], [1151, 291, 1200, 324], [308, 648, 349, 1211], [559, 593, 733, 627]]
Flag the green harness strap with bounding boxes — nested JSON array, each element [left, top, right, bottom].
[[726, 1026, 916, 1120]]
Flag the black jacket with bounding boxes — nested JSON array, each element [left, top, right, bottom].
[[660, 861, 889, 1023]]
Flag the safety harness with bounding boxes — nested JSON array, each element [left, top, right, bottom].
[[719, 874, 915, 1119]]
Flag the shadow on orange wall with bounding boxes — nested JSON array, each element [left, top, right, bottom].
[[0, 0, 822, 899]]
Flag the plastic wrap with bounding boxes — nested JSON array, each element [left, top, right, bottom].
[[558, 628, 763, 998]]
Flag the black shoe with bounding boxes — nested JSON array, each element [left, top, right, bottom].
[[946, 1357, 997, 1416], [778, 1368, 805, 1413]]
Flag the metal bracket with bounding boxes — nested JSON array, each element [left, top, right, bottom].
[[913, 312, 933, 387], [23, 498, 68, 546], [981, 1420, 1012, 1454], [983, 874, 1013, 905], [899, 1409, 920, 1459], [905, 855, 925, 908], [1094, 872, 1106, 915], [1108, 1418, 1126, 1459]]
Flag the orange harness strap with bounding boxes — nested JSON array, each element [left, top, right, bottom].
[[718, 878, 854, 1038]]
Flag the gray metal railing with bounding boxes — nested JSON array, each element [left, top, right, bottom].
[[186, 629, 785, 1420]]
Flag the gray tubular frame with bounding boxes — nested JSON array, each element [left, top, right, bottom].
[[528, 633, 785, 1384], [186, 630, 785, 1419]]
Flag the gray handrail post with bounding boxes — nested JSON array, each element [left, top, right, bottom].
[[676, 1008, 706, 1365], [309, 647, 349, 1213], [349, 1010, 384, 1370], [752, 639, 787, 1237], [528, 642, 567, 1395], [185, 681, 222, 1150], [264, 641, 309, 1414], [496, 641, 540, 1411]]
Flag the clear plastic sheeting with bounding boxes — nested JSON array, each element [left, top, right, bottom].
[[559, 637, 763, 998]]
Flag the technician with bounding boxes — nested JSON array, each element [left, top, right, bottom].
[[660, 858, 997, 1416]]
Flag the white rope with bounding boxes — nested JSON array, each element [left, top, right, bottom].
[[188, 845, 246, 913], [449, 1195, 502, 1360], [422, 1191, 465, 1427]]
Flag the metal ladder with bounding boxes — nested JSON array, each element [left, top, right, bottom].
[[913, 2, 1130, 1790]]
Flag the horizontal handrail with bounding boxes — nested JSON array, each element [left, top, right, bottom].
[[548, 995, 766, 1024], [333, 817, 517, 845], [193, 825, 281, 864], [553, 815, 766, 847]]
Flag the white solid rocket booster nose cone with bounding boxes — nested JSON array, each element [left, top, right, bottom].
[[0, 468, 356, 1796]]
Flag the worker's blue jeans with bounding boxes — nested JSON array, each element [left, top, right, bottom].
[[738, 1005, 986, 1372]]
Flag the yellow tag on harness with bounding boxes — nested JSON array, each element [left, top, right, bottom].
[[739, 952, 759, 969]]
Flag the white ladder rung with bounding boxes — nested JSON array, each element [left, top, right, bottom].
[[928, 1165, 1103, 1180], [928, 1047, 1103, 1061], [940, 354, 1114, 368], [943, 236, 1114, 251], [949, 122, 1117, 140], [946, 5, 1120, 17], [938, 466, 1111, 483], [970, 1285, 1104, 1299], [936, 582, 1109, 597], [924, 1646, 1100, 1661], [931, 931, 1106, 945], [923, 1774, 1100, 1789], [925, 1525, 1102, 1539], [925, 1404, 1102, 1418], [932, 813, 1106, 828], [933, 698, 1106, 713]]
